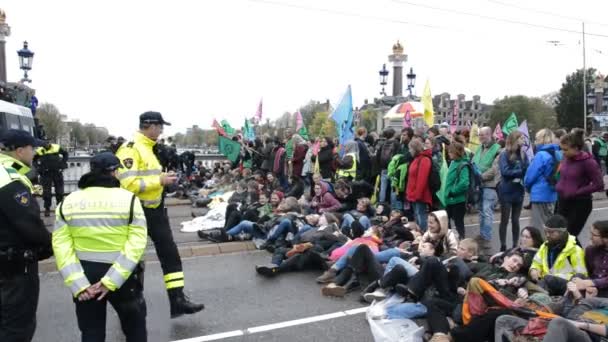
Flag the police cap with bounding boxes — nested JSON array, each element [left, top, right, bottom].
[[139, 111, 171, 126], [90, 152, 123, 172], [0, 129, 44, 149]]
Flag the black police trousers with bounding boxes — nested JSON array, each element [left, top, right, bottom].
[[0, 262, 39, 342], [40, 171, 64, 210], [75, 261, 146, 342], [142, 204, 183, 283]]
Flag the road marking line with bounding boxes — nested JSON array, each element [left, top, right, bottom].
[[463, 206, 608, 228], [171, 306, 368, 342], [173, 330, 244, 342]]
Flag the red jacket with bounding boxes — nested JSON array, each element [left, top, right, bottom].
[[291, 144, 308, 177], [406, 149, 433, 205]]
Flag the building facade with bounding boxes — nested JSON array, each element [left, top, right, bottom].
[[432, 93, 491, 129]]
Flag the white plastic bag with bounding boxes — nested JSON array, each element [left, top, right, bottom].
[[366, 295, 425, 342]]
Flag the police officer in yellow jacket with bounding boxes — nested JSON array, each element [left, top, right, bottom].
[[53, 152, 148, 341], [0, 130, 52, 342], [34, 141, 69, 216], [116, 111, 204, 318]]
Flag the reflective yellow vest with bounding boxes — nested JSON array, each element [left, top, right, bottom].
[[530, 235, 587, 281], [115, 132, 164, 208], [52, 187, 147, 296], [35, 143, 61, 156], [0, 153, 33, 190], [337, 153, 357, 179]]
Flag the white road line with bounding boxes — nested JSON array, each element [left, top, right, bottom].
[[171, 306, 368, 342], [463, 206, 608, 228]]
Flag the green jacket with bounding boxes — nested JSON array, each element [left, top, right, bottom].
[[445, 157, 470, 206]]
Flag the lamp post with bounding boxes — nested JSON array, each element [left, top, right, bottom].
[[17, 41, 34, 83], [406, 67, 416, 98], [378, 64, 389, 96]]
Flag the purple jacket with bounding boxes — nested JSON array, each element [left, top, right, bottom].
[[585, 245, 608, 289], [556, 151, 604, 199]]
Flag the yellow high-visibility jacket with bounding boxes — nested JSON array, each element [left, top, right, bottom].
[[530, 234, 587, 281], [336, 152, 357, 179], [115, 132, 164, 208], [52, 187, 147, 296]]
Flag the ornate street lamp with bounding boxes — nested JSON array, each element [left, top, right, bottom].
[[406, 67, 416, 97], [17, 41, 34, 83], [379, 64, 389, 96]]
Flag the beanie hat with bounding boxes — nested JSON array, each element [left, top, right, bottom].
[[544, 214, 568, 231]]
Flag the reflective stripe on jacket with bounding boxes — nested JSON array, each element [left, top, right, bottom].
[[116, 132, 163, 208], [52, 187, 147, 296], [530, 235, 587, 281]]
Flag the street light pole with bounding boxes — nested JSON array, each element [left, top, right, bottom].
[[582, 22, 588, 133]]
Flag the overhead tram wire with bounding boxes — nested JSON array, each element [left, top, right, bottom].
[[485, 0, 608, 28], [391, 0, 608, 38], [248, 0, 448, 31], [247, 0, 605, 50]]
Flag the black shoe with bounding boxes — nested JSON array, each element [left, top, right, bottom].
[[170, 292, 205, 319], [343, 275, 360, 294], [44, 209, 50, 217], [197, 230, 208, 240], [395, 284, 418, 302], [523, 203, 531, 210], [362, 280, 380, 295], [500, 245, 507, 252], [255, 264, 279, 277], [205, 230, 229, 243]]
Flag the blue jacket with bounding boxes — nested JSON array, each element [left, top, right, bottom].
[[524, 144, 562, 203], [498, 150, 528, 203]]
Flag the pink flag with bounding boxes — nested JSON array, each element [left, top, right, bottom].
[[212, 119, 226, 136], [493, 123, 504, 141], [295, 111, 303, 131], [312, 141, 320, 155], [518, 120, 535, 162], [403, 110, 411, 128], [451, 99, 459, 134], [255, 98, 263, 123]]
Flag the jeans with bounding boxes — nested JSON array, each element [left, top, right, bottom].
[[379, 169, 390, 203], [479, 188, 497, 241], [226, 220, 256, 236], [390, 191, 403, 210], [375, 248, 402, 264], [341, 214, 371, 233], [498, 201, 523, 250], [411, 202, 428, 231], [267, 219, 293, 242], [385, 302, 427, 320], [294, 224, 314, 242], [333, 246, 358, 271], [384, 257, 419, 277]]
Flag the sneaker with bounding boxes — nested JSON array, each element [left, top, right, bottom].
[[321, 283, 346, 297], [316, 268, 337, 284], [255, 264, 279, 277], [429, 333, 452, 342], [363, 289, 387, 303]]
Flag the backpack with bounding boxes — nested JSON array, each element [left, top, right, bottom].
[[457, 161, 482, 205], [387, 154, 408, 194], [380, 140, 398, 168], [541, 150, 560, 187], [422, 155, 441, 194]]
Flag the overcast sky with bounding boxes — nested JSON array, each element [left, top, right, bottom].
[[3, 0, 608, 137]]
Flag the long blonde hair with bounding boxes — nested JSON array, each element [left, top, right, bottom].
[[505, 131, 523, 161]]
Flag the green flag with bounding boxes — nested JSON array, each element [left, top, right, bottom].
[[502, 113, 519, 136], [218, 135, 240, 163], [221, 120, 235, 136], [298, 126, 309, 140], [435, 147, 449, 208]]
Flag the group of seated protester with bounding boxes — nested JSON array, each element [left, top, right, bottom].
[[193, 175, 608, 342]]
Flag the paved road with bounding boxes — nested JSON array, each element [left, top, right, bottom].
[[34, 205, 608, 342]]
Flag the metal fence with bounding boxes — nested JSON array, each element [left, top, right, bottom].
[[62, 154, 228, 193]]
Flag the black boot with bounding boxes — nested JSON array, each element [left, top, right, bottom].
[[395, 284, 418, 302], [342, 274, 360, 294], [334, 267, 354, 287], [169, 289, 205, 319], [255, 264, 280, 277]]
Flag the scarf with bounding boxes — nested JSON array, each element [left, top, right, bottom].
[[473, 142, 500, 173]]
